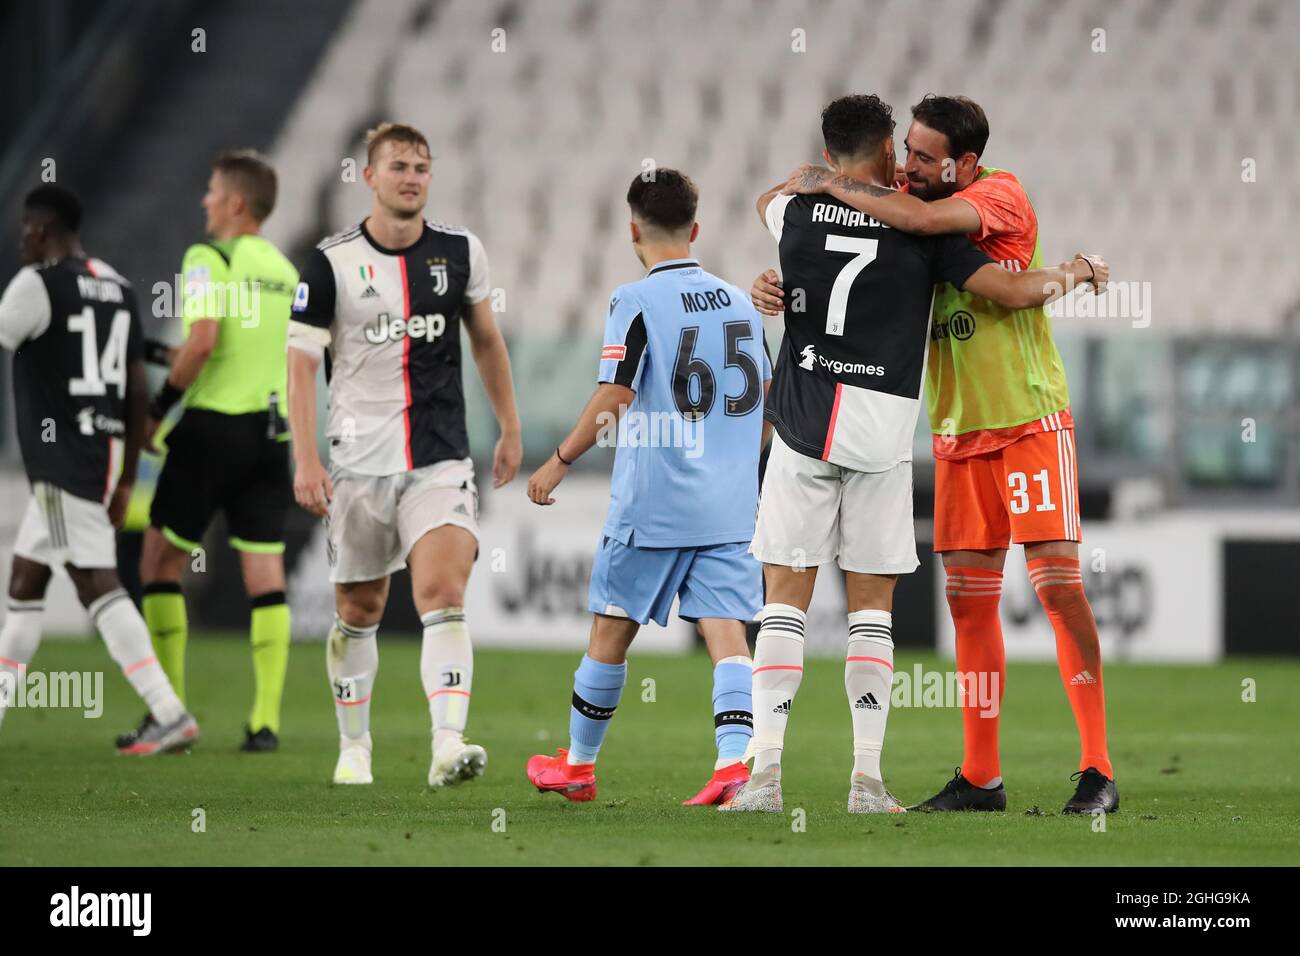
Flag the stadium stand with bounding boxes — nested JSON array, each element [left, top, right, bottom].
[[262, 0, 1299, 337], [2, 0, 1298, 491]]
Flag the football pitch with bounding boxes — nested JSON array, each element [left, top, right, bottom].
[[2, 636, 1297, 867]]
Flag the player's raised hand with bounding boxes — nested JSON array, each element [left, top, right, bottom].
[[293, 458, 333, 517], [527, 453, 568, 506], [751, 269, 784, 316], [493, 432, 522, 488], [782, 164, 834, 195], [894, 161, 907, 188]]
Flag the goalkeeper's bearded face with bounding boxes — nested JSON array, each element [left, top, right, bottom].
[[903, 120, 966, 201]]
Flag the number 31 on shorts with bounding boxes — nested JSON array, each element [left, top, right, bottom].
[[1006, 469, 1055, 515]]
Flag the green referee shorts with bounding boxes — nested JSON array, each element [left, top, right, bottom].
[[149, 408, 292, 555]]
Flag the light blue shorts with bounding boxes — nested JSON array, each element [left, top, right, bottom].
[[587, 536, 762, 627]]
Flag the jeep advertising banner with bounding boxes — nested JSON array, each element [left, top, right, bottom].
[[934, 516, 1217, 663], [9, 470, 1295, 663]]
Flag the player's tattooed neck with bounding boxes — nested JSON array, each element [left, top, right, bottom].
[[832, 175, 894, 197], [799, 167, 833, 191]]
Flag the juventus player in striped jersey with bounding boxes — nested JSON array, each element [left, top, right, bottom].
[[287, 124, 521, 787], [0, 186, 197, 753], [723, 96, 1104, 814]]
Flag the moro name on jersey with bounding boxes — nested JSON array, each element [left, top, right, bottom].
[[680, 286, 736, 313]]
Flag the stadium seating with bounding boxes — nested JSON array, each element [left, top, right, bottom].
[[264, 0, 1300, 338]]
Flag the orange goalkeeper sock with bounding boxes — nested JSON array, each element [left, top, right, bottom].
[[1028, 556, 1113, 779], [945, 566, 1005, 787]]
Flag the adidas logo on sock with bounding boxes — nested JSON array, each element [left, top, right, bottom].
[[360, 285, 380, 299], [772, 699, 791, 715], [1070, 670, 1097, 685], [854, 693, 881, 710]]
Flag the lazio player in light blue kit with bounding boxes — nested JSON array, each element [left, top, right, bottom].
[[526, 170, 771, 804]]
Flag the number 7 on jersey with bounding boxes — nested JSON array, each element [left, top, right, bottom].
[[824, 234, 878, 336]]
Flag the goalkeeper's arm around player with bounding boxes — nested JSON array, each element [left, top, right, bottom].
[[963, 253, 1107, 309], [751, 253, 1106, 318]]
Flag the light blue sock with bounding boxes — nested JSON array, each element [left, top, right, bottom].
[[568, 654, 627, 764], [713, 656, 754, 764]]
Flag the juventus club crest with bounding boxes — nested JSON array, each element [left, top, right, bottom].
[[427, 258, 448, 296]]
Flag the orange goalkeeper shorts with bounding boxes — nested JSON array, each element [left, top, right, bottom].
[[933, 427, 1082, 552]]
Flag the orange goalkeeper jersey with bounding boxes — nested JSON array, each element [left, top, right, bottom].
[[926, 166, 1071, 460]]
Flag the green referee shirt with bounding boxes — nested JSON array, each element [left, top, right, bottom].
[[180, 234, 298, 415]]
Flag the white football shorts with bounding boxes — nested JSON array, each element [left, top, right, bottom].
[[750, 432, 918, 575], [326, 459, 480, 584], [14, 482, 118, 570]]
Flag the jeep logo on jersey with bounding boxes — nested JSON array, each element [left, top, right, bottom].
[[933, 310, 976, 342], [364, 312, 447, 344], [428, 260, 448, 296]]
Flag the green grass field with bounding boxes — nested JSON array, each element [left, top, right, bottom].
[[2, 635, 1297, 866]]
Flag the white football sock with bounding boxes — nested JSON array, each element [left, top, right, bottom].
[[750, 603, 806, 773], [420, 607, 473, 753], [91, 590, 183, 725], [845, 609, 894, 780], [328, 616, 378, 743], [0, 599, 44, 730]]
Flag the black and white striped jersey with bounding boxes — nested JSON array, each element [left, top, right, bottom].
[[763, 192, 991, 472], [0, 256, 142, 502], [287, 219, 489, 477]]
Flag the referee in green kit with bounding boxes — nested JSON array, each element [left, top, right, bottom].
[[119, 150, 298, 753]]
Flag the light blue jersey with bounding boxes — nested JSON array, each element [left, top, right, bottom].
[[597, 258, 771, 549]]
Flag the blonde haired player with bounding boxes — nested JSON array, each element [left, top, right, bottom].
[[287, 123, 521, 786]]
